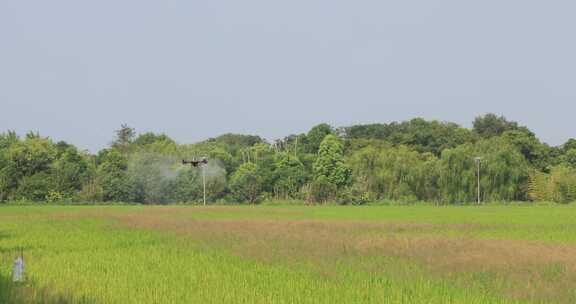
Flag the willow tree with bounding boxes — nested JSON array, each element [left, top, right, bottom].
[[438, 144, 476, 204], [349, 145, 383, 198], [350, 145, 440, 202], [439, 138, 530, 204]]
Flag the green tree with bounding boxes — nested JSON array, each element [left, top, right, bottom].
[[133, 133, 175, 147], [168, 168, 201, 203], [313, 135, 351, 187], [7, 136, 57, 177], [349, 145, 439, 202], [127, 152, 175, 204], [273, 152, 309, 199], [245, 143, 277, 196], [306, 123, 334, 153], [275, 134, 307, 155], [0, 131, 19, 149], [342, 123, 390, 140], [342, 119, 475, 156], [15, 172, 55, 201], [229, 162, 263, 204], [563, 149, 576, 168], [97, 150, 133, 202], [169, 163, 227, 204], [389, 119, 475, 156], [112, 124, 136, 154], [132, 133, 178, 154], [77, 178, 103, 203], [306, 176, 337, 204], [501, 130, 549, 170], [563, 139, 576, 152], [51, 145, 91, 198], [473, 113, 526, 138], [0, 153, 9, 201], [208, 134, 263, 147], [3, 135, 58, 201], [439, 138, 530, 203], [0, 132, 18, 201], [349, 145, 382, 198]]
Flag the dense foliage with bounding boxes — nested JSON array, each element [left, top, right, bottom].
[[1, 114, 575, 204]]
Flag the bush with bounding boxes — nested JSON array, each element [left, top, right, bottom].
[[336, 185, 372, 205], [529, 166, 576, 204], [45, 190, 64, 203]]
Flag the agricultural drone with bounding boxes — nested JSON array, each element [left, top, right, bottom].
[[182, 157, 209, 206], [182, 158, 208, 167]]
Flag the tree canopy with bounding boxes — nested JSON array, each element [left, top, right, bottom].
[[1, 114, 574, 204]]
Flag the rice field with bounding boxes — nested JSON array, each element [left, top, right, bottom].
[[1, 204, 576, 303]]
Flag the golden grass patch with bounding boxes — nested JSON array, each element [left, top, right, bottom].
[[115, 210, 576, 303]]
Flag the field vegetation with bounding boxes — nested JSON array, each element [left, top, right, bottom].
[[1, 205, 576, 303]]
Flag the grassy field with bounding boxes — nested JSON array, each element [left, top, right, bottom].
[[1, 205, 576, 303]]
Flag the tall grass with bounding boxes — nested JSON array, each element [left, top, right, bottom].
[[1, 205, 575, 303]]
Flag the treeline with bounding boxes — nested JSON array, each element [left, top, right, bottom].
[[1, 114, 576, 205]]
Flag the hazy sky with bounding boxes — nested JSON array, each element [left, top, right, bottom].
[[1, 1, 574, 152]]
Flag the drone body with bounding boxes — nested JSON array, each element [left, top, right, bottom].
[[182, 158, 208, 167], [182, 158, 209, 206]]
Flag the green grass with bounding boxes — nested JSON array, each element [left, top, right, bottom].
[[1, 204, 576, 303]]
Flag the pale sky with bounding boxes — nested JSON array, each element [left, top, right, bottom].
[[1, 0, 574, 152]]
